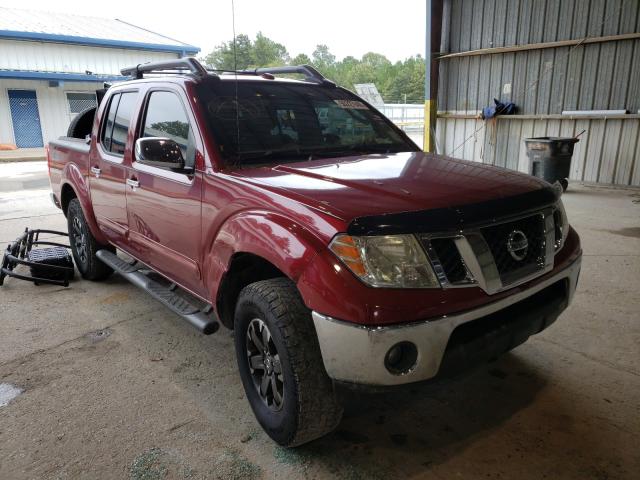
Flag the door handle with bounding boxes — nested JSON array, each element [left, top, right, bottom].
[[126, 178, 140, 189], [90, 166, 101, 177]]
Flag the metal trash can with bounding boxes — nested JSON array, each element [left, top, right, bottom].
[[524, 137, 579, 191]]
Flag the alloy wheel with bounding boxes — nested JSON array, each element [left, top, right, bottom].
[[246, 318, 284, 411], [72, 216, 88, 264]]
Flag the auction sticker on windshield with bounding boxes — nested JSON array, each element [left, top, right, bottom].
[[334, 99, 368, 110]]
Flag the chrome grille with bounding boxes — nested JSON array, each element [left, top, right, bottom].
[[480, 213, 546, 285], [420, 209, 555, 294], [429, 238, 468, 284]]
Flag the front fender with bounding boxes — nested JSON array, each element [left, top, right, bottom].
[[204, 211, 327, 303], [61, 163, 109, 245]]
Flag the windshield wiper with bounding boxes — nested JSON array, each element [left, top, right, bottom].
[[304, 144, 405, 159], [232, 149, 308, 166]]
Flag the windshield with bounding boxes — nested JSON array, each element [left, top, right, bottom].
[[196, 80, 419, 165]]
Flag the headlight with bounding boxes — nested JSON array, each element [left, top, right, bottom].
[[553, 199, 569, 252], [329, 234, 440, 288]]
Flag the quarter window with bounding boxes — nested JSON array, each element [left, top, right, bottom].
[[142, 91, 195, 168]]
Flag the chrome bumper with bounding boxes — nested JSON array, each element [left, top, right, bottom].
[[312, 255, 581, 386]]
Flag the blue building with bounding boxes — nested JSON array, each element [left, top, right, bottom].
[[0, 7, 199, 148]]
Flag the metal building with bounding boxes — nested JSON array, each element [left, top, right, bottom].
[[0, 7, 199, 149], [426, 0, 640, 186]]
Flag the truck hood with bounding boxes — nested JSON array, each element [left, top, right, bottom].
[[232, 151, 557, 233]]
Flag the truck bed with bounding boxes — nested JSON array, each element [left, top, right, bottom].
[[48, 137, 91, 208]]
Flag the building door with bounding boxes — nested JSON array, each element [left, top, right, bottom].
[[8, 90, 44, 148]]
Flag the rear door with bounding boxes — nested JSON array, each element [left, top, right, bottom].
[[89, 90, 137, 244], [125, 87, 204, 295]]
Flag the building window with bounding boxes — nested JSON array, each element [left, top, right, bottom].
[[66, 92, 97, 114]]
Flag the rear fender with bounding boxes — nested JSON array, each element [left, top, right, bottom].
[[61, 162, 109, 245]]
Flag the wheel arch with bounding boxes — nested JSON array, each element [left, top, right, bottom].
[[59, 164, 109, 245], [216, 252, 287, 329], [206, 211, 328, 329]]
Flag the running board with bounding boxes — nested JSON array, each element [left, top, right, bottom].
[[96, 250, 219, 335]]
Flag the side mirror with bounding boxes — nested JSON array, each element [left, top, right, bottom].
[[134, 137, 188, 171]]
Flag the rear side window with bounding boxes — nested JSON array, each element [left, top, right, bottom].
[[100, 91, 137, 156], [100, 93, 119, 152], [141, 91, 195, 168], [111, 93, 137, 155]]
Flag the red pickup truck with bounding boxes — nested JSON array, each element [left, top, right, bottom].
[[48, 58, 582, 447]]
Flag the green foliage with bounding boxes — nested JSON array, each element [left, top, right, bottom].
[[150, 121, 189, 139], [201, 34, 425, 103]]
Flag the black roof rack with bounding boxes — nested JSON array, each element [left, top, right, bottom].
[[120, 58, 210, 80], [239, 65, 336, 86]]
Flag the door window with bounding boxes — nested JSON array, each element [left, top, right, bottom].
[[141, 91, 196, 168], [111, 93, 137, 155], [100, 92, 137, 156], [100, 93, 119, 152]]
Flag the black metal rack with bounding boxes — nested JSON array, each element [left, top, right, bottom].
[[1, 228, 74, 287], [121, 58, 335, 86], [120, 57, 210, 80], [240, 65, 336, 86]]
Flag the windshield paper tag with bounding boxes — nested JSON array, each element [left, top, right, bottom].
[[334, 99, 368, 110]]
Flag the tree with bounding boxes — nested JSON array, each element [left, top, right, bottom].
[[201, 34, 426, 104], [291, 53, 312, 65], [203, 34, 253, 70], [253, 32, 290, 66], [312, 45, 336, 68]]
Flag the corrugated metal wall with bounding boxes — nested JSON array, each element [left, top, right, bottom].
[[436, 0, 640, 186]]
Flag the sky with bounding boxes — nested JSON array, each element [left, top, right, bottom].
[[1, 0, 426, 62]]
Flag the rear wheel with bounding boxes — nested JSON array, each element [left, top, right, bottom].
[[67, 198, 114, 280], [234, 278, 343, 447]]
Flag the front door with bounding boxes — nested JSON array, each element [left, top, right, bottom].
[[89, 90, 138, 244], [8, 90, 44, 148], [125, 89, 204, 295]]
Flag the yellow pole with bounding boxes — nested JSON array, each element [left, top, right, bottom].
[[423, 99, 437, 152]]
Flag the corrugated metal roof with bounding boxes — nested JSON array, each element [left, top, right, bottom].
[[0, 7, 199, 53]]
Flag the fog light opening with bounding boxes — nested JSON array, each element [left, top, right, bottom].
[[384, 341, 418, 375]]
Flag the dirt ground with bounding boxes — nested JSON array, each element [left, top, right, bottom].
[[1, 163, 639, 479]]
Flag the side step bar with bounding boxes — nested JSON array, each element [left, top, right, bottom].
[[96, 250, 219, 335]]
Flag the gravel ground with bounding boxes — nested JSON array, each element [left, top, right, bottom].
[[1, 163, 638, 479]]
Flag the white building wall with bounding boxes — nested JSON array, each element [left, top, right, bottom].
[[0, 39, 180, 75], [0, 79, 103, 145]]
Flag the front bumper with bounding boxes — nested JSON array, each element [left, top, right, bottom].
[[312, 254, 581, 386]]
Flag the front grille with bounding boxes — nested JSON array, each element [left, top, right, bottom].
[[429, 238, 468, 284], [481, 213, 546, 285]]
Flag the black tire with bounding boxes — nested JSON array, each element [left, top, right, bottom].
[[67, 198, 114, 280], [234, 278, 343, 447], [560, 178, 569, 192], [67, 106, 96, 139]]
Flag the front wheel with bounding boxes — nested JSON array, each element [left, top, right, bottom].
[[234, 278, 343, 447], [67, 198, 114, 281]]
